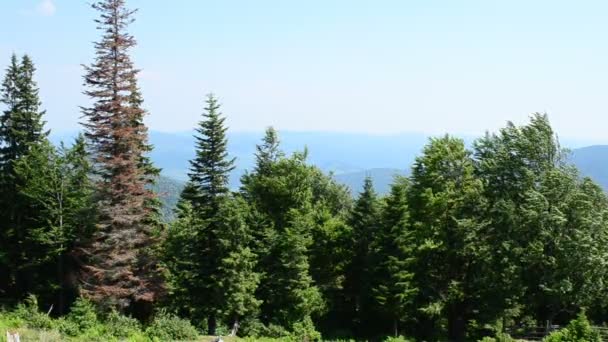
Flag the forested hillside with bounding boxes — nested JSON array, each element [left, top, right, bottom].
[[150, 149, 608, 221], [3, 1, 608, 342]]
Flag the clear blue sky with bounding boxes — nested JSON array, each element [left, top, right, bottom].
[[2, 0, 608, 143]]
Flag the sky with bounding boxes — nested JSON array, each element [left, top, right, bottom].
[[2, 0, 608, 144]]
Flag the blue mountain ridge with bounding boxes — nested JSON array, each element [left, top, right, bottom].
[[50, 131, 608, 217]]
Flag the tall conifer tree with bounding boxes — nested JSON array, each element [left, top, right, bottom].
[[343, 176, 381, 334], [0, 54, 49, 301], [372, 176, 417, 337], [168, 94, 243, 334], [187, 94, 236, 210], [80, 0, 162, 312]]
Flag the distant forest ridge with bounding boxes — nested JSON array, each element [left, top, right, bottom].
[[112, 131, 608, 221], [52, 130, 608, 197], [52, 130, 608, 182]]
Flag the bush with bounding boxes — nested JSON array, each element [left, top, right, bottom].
[[0, 310, 24, 330], [55, 317, 81, 336], [478, 332, 516, 342], [543, 311, 601, 342], [13, 295, 54, 330], [384, 336, 416, 342], [238, 317, 266, 337], [105, 310, 142, 338], [145, 309, 199, 341], [264, 323, 291, 338], [291, 316, 321, 342], [215, 323, 230, 336], [65, 297, 99, 334]]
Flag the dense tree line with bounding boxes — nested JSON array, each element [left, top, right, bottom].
[[2, 0, 608, 341]]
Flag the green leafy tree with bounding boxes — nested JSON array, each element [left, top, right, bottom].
[[408, 135, 487, 342], [470, 113, 605, 330], [543, 311, 601, 342]]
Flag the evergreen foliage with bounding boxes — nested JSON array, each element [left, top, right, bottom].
[[79, 0, 163, 313], [165, 93, 257, 335]]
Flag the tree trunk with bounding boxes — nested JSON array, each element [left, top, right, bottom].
[[393, 317, 398, 337], [447, 304, 466, 342], [208, 314, 217, 336], [230, 316, 239, 337]]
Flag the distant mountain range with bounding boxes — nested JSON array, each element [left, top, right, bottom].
[[51, 131, 608, 217], [568, 145, 608, 190]]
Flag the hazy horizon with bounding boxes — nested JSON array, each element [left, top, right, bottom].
[[4, 0, 608, 143]]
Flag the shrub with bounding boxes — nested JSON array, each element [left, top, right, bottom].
[[145, 309, 199, 341], [291, 316, 321, 342], [384, 336, 416, 342], [215, 323, 230, 336], [13, 295, 54, 330], [264, 323, 291, 338], [0, 310, 24, 330], [543, 311, 601, 342], [478, 332, 516, 342], [238, 317, 266, 337], [105, 310, 142, 338], [66, 297, 99, 334], [55, 317, 81, 336]]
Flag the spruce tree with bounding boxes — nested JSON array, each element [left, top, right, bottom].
[[241, 141, 326, 333], [80, 0, 162, 312], [167, 93, 247, 335], [165, 195, 261, 335], [13, 136, 96, 311], [253, 126, 283, 175], [214, 196, 261, 336], [268, 208, 323, 331], [372, 176, 417, 337], [187, 93, 236, 211], [240, 127, 284, 267], [343, 176, 381, 334], [0, 54, 49, 302]]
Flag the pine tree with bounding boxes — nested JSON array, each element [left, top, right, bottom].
[[0, 54, 49, 302], [80, 0, 162, 313]]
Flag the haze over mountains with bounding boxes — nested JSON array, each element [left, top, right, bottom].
[[52, 130, 608, 197]]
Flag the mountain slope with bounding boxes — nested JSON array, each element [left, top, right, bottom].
[[51, 131, 608, 217], [569, 145, 608, 190], [334, 168, 408, 195]]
